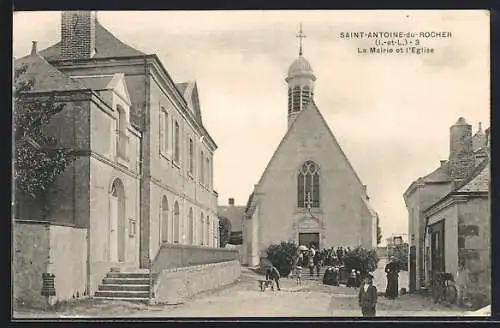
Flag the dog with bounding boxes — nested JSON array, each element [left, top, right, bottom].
[[259, 279, 275, 292]]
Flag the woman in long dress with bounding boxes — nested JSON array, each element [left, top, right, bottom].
[[385, 256, 400, 299]]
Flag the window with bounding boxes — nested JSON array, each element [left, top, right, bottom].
[[189, 138, 194, 174], [292, 86, 301, 113], [297, 161, 320, 208], [200, 213, 205, 245], [173, 201, 180, 243], [200, 151, 205, 185], [159, 107, 169, 155], [116, 105, 128, 161], [188, 208, 194, 244], [174, 121, 180, 163], [206, 157, 210, 188], [206, 216, 210, 247], [161, 196, 169, 242], [302, 86, 311, 109], [287, 88, 293, 114]]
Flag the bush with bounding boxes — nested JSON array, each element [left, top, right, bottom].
[[343, 246, 379, 276], [388, 243, 409, 271], [265, 241, 298, 277]]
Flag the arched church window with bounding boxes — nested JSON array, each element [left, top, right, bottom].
[[297, 161, 320, 208], [161, 196, 169, 243], [288, 88, 293, 115], [302, 86, 311, 109], [188, 208, 194, 244], [200, 213, 205, 245], [292, 86, 301, 113]]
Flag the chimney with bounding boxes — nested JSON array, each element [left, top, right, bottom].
[[228, 198, 235, 206], [449, 117, 474, 181], [440, 160, 447, 167], [31, 41, 37, 55], [61, 11, 97, 60]]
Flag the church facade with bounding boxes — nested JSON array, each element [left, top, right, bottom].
[[243, 35, 378, 266]]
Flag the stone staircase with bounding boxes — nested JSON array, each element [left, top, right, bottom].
[[94, 269, 155, 301], [293, 267, 326, 281]]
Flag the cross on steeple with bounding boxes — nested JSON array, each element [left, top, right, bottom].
[[296, 23, 306, 56]]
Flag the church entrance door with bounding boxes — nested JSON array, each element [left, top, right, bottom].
[[299, 232, 319, 248]]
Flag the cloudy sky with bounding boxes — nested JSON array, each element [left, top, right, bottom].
[[13, 10, 490, 243]]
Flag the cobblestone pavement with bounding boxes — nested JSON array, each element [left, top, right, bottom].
[[14, 265, 468, 318]]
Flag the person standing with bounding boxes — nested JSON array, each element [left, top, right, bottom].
[[308, 245, 316, 276], [358, 274, 377, 317], [313, 247, 321, 277], [295, 252, 304, 284], [456, 263, 470, 306], [266, 265, 281, 291], [385, 256, 401, 299]]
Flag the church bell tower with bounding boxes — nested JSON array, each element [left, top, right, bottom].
[[286, 23, 316, 128]]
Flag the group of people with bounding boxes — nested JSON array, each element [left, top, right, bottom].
[[292, 244, 322, 284]]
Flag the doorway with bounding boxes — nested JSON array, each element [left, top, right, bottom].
[[110, 178, 126, 263], [429, 221, 445, 276], [299, 232, 320, 248]]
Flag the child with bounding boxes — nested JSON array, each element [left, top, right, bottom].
[[266, 265, 281, 291], [358, 274, 377, 317]]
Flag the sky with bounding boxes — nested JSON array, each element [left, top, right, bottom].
[[13, 10, 490, 244]]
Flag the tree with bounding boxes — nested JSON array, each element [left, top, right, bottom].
[[13, 64, 76, 201], [218, 216, 231, 247], [376, 215, 382, 245]]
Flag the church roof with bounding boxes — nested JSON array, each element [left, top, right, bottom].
[[254, 100, 365, 192], [287, 55, 315, 79], [37, 20, 146, 61], [15, 53, 87, 93]]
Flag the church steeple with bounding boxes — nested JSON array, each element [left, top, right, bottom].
[[286, 24, 316, 128]]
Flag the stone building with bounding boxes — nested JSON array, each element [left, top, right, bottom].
[[243, 32, 378, 267], [404, 118, 490, 295], [13, 11, 233, 307]]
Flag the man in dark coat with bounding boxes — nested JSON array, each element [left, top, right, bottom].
[[385, 256, 401, 299], [266, 265, 281, 291], [358, 274, 377, 317]]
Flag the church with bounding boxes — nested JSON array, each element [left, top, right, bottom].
[[242, 27, 378, 267]]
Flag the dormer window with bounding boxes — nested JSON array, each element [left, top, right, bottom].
[[116, 105, 129, 162]]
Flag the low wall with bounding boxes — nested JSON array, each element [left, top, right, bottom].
[[48, 224, 87, 304], [13, 220, 88, 309], [13, 221, 50, 308], [154, 260, 241, 304], [152, 243, 239, 272]]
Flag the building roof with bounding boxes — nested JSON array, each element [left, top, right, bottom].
[[15, 54, 87, 93], [420, 162, 452, 183], [70, 75, 115, 90], [217, 205, 246, 232], [457, 159, 489, 193], [38, 20, 146, 61]]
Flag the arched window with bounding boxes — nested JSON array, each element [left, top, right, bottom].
[[206, 216, 211, 247], [188, 208, 194, 244], [292, 86, 301, 113], [173, 201, 180, 243], [109, 178, 126, 262], [161, 196, 169, 243], [302, 86, 311, 109], [297, 161, 320, 208], [200, 213, 205, 245]]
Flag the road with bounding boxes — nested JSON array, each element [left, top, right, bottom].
[[14, 260, 467, 318]]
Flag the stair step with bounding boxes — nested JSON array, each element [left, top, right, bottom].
[[106, 272, 151, 279], [98, 284, 149, 292], [94, 290, 150, 298], [94, 296, 149, 301], [103, 277, 150, 285]]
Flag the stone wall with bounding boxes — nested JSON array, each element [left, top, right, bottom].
[[153, 260, 240, 304], [13, 221, 88, 309], [152, 243, 239, 272]]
